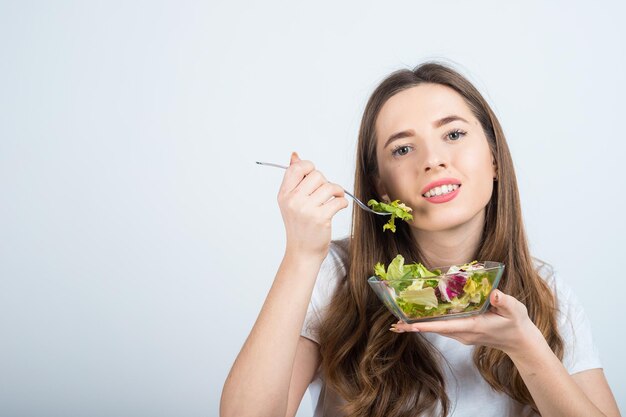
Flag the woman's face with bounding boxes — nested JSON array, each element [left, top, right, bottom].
[[374, 83, 496, 232]]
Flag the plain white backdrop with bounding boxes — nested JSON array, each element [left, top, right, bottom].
[[1, 1, 624, 416]]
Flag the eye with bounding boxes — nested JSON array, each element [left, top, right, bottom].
[[391, 144, 413, 157], [446, 129, 467, 141]]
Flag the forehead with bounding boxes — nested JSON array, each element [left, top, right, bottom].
[[375, 83, 474, 140]]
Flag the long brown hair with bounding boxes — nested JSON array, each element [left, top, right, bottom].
[[318, 62, 564, 416]]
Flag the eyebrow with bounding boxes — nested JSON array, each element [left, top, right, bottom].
[[383, 115, 470, 149]]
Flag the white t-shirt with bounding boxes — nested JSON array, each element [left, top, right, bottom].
[[300, 238, 602, 417]]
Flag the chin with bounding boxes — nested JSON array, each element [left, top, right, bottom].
[[412, 212, 474, 232]]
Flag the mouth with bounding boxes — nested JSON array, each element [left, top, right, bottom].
[[421, 184, 462, 204], [421, 183, 461, 198]]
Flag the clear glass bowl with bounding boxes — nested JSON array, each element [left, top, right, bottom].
[[367, 261, 505, 323]]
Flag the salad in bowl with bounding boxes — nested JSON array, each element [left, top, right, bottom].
[[368, 255, 505, 323]]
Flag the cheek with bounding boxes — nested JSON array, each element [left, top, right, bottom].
[[465, 161, 495, 206], [458, 143, 494, 180], [378, 165, 412, 197], [454, 149, 495, 200], [474, 176, 495, 207]]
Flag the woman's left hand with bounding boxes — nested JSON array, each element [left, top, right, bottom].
[[391, 289, 544, 355]]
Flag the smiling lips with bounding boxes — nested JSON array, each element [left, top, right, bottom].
[[421, 177, 462, 204]]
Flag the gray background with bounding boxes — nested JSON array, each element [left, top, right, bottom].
[[1, 1, 624, 416]]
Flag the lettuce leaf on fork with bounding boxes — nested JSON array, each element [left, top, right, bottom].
[[367, 199, 414, 233]]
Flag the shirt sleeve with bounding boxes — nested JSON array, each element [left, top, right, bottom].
[[550, 272, 603, 375], [300, 241, 348, 344]]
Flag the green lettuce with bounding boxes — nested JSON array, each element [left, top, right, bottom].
[[367, 199, 414, 233], [373, 262, 387, 280], [372, 255, 492, 316], [373, 254, 441, 281], [399, 287, 438, 308], [386, 255, 412, 279], [409, 263, 439, 278]]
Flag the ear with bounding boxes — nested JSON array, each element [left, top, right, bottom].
[[374, 176, 390, 202], [491, 155, 498, 181]]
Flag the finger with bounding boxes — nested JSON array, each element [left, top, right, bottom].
[[319, 196, 349, 219], [278, 153, 315, 194], [389, 322, 408, 333], [488, 289, 514, 317], [290, 151, 300, 165], [390, 321, 477, 345], [310, 182, 345, 206], [401, 317, 479, 334], [391, 321, 416, 333], [294, 170, 328, 196]]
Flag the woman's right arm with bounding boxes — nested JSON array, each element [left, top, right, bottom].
[[220, 152, 349, 417]]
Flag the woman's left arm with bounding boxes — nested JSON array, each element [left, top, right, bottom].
[[392, 290, 621, 417], [506, 325, 620, 417]]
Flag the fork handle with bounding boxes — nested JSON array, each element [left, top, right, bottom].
[[255, 161, 288, 169], [255, 161, 390, 216]]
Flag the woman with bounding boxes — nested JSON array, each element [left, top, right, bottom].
[[220, 63, 620, 417]]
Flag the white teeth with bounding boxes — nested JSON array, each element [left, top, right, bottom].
[[423, 184, 459, 198]]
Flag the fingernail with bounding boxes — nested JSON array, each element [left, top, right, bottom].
[[494, 291, 500, 303]]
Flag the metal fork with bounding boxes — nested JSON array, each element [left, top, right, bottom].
[[255, 161, 391, 216]]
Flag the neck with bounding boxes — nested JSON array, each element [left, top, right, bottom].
[[410, 210, 485, 269]]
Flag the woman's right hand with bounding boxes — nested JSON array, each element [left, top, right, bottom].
[[277, 152, 349, 261], [221, 151, 344, 417]]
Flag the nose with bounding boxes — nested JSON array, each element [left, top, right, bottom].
[[421, 143, 448, 173], [424, 159, 447, 172]]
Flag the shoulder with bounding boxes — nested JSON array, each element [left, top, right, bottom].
[[531, 256, 603, 374], [329, 236, 350, 266], [320, 236, 350, 280], [531, 256, 579, 314], [531, 256, 576, 320], [314, 237, 350, 296], [301, 237, 350, 343], [531, 256, 555, 282]]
